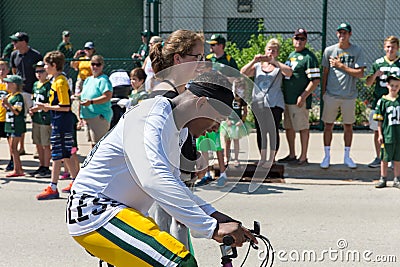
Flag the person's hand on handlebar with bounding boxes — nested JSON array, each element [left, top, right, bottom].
[[211, 215, 258, 247]]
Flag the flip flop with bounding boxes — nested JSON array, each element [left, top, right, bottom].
[[5, 172, 25, 178]]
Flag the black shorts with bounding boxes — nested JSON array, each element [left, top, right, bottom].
[[0, 122, 6, 138]]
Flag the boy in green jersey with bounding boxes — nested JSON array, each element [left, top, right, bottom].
[[373, 74, 400, 188]]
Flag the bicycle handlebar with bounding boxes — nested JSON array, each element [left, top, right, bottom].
[[220, 221, 274, 267]]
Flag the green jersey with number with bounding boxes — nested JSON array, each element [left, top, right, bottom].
[[32, 80, 52, 125], [374, 95, 400, 144], [5, 92, 26, 134], [283, 48, 320, 109], [367, 56, 400, 109]]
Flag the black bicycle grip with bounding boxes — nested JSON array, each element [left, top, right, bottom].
[[222, 235, 234, 246]]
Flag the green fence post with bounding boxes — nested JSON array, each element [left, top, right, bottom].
[[319, 0, 328, 131]]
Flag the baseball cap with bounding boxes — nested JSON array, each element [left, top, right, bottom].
[[84, 41, 95, 49], [3, 75, 23, 85], [294, 28, 308, 38], [141, 30, 153, 37], [337, 23, 352, 32], [9, 32, 29, 42], [207, 34, 226, 45], [386, 74, 400, 83], [62, 30, 70, 37], [33, 61, 45, 68]]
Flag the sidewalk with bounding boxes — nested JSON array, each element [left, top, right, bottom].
[[0, 124, 382, 184], [221, 129, 382, 185]]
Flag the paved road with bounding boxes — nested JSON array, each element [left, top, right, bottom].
[[0, 126, 398, 266], [1, 177, 399, 266]]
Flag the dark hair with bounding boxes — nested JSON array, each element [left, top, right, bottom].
[[44, 51, 65, 71], [150, 29, 204, 75], [130, 67, 147, 81]]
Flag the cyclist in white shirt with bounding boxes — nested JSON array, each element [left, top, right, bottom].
[[66, 71, 257, 267]]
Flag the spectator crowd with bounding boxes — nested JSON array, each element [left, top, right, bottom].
[[1, 23, 400, 205]]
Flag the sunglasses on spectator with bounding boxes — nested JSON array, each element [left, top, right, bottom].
[[91, 62, 102, 67], [35, 70, 46, 73], [185, 53, 205, 61], [294, 37, 307, 41]]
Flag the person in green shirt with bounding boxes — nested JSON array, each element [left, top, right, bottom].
[[131, 30, 153, 67], [29, 61, 52, 178], [57, 30, 74, 76], [365, 36, 400, 168], [280, 28, 320, 166], [2, 75, 26, 177], [373, 74, 400, 189]]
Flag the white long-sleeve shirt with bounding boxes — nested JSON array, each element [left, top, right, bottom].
[[67, 97, 217, 238]]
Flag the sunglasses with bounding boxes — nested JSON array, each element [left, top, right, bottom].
[[35, 70, 46, 73], [91, 63, 102, 67], [294, 37, 307, 41], [185, 53, 205, 61]]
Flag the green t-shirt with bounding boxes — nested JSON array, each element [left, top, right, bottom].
[[374, 95, 400, 144], [32, 80, 52, 125], [206, 53, 239, 71], [57, 41, 74, 59], [130, 90, 149, 107], [5, 92, 26, 134], [367, 56, 400, 109], [283, 48, 320, 109]]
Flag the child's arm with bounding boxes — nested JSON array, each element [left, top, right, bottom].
[[36, 102, 70, 112], [2, 97, 22, 115], [377, 121, 384, 145]]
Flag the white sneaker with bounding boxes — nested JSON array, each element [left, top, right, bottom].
[[344, 157, 357, 169], [217, 172, 228, 187], [320, 156, 330, 169]]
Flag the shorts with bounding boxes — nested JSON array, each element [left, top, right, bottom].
[[50, 130, 74, 160], [219, 120, 250, 140], [21, 92, 33, 116], [196, 131, 222, 152], [85, 115, 110, 145], [283, 104, 310, 131], [369, 110, 378, 131], [73, 208, 197, 267], [32, 123, 52, 146], [0, 121, 6, 138], [321, 94, 356, 124], [7, 132, 22, 138], [381, 143, 400, 162]]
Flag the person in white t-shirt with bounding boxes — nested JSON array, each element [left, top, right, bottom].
[[66, 70, 257, 267]]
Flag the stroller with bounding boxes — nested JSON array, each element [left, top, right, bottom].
[[109, 69, 132, 129]]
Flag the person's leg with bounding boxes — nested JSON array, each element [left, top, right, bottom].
[[233, 139, 240, 164], [282, 106, 296, 159], [18, 133, 25, 154], [73, 208, 196, 267], [224, 138, 231, 164], [8, 136, 23, 175], [299, 129, 310, 162], [37, 144, 45, 168], [343, 123, 353, 148]]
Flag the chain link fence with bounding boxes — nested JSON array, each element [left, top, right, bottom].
[[1, 0, 400, 127]]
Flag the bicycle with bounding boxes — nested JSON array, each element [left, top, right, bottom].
[[220, 221, 274, 267], [97, 221, 274, 267]]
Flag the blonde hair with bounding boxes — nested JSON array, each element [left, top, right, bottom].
[[91, 55, 105, 65], [384, 36, 399, 47], [0, 60, 9, 68], [150, 36, 163, 44], [150, 29, 204, 74], [266, 38, 280, 52]]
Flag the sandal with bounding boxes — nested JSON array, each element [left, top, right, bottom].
[[6, 172, 25, 178]]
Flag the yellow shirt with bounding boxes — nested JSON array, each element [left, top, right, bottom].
[[77, 57, 92, 80], [0, 82, 9, 122]]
